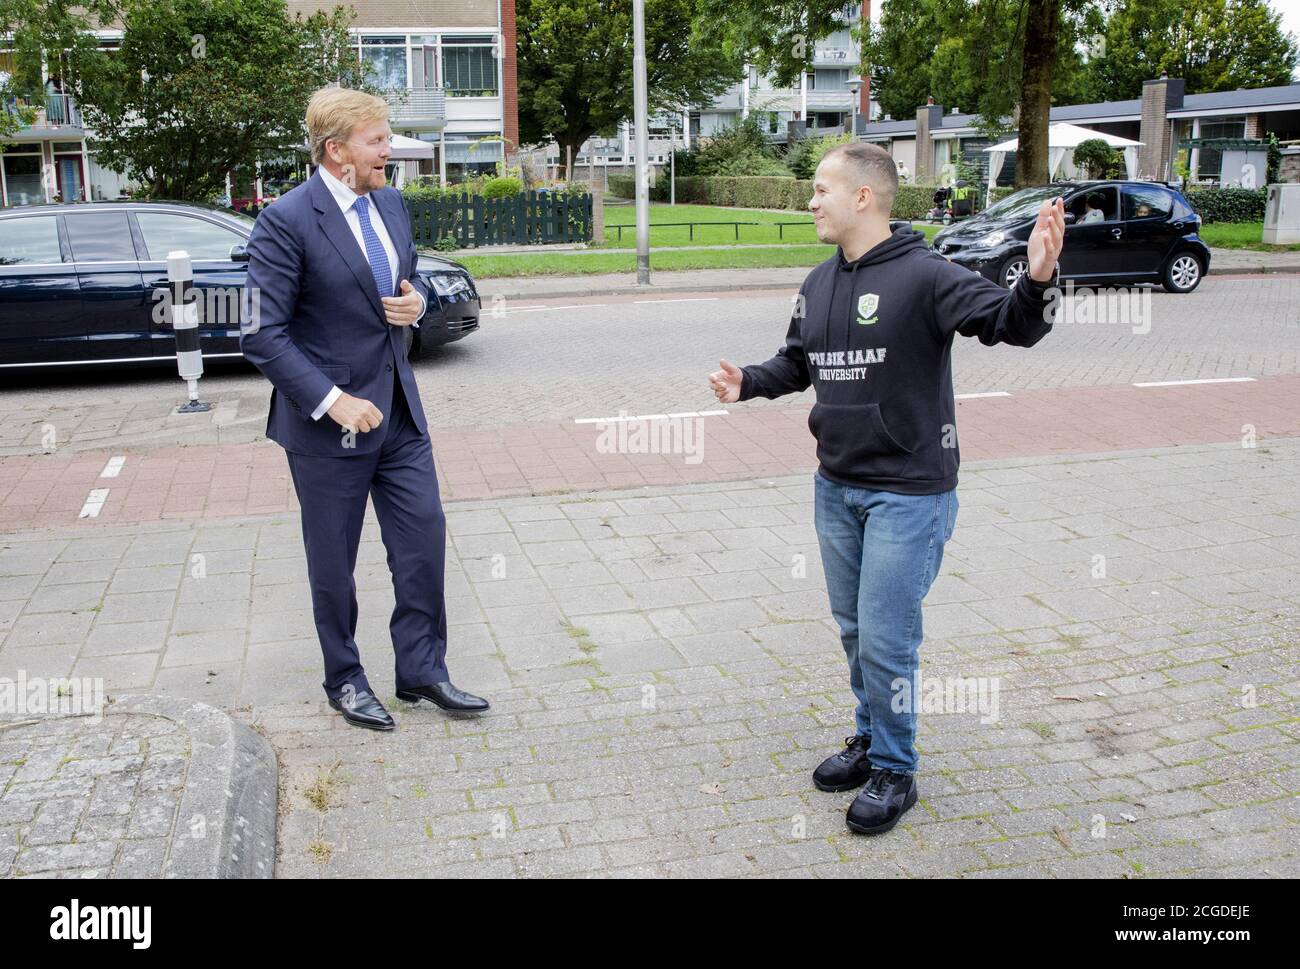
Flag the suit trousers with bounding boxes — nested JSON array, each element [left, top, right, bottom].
[[285, 374, 450, 700]]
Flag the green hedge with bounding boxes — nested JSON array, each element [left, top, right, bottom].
[[1185, 187, 1267, 223], [609, 173, 1008, 219], [608, 174, 635, 199]]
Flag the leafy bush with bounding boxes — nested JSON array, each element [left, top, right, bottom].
[[1072, 139, 1123, 179], [784, 132, 853, 180], [691, 116, 783, 176], [482, 176, 524, 199], [1186, 187, 1267, 223], [708, 153, 793, 177], [608, 174, 635, 199]]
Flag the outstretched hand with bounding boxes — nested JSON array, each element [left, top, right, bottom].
[[1027, 197, 1066, 283], [708, 359, 743, 404]]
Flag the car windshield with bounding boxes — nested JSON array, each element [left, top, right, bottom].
[[981, 186, 1069, 222]]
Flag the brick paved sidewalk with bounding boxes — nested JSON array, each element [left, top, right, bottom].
[[1, 439, 1297, 877], [2, 373, 1299, 531]]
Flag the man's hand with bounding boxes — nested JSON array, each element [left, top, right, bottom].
[[382, 279, 422, 327], [327, 392, 383, 433], [1027, 197, 1066, 282], [708, 359, 743, 404]]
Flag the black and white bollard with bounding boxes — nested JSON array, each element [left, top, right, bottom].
[[167, 249, 211, 413]]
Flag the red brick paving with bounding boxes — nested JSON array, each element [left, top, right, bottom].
[[2, 374, 1298, 531]]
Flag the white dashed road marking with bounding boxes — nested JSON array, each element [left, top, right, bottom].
[[79, 489, 110, 519], [1133, 377, 1256, 388], [574, 409, 729, 425], [99, 456, 126, 478]]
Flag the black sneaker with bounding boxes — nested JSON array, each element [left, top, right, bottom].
[[813, 735, 875, 792], [845, 768, 917, 835]]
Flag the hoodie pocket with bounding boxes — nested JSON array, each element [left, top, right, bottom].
[[808, 401, 914, 480]]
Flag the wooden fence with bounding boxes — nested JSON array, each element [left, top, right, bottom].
[[407, 192, 593, 247]]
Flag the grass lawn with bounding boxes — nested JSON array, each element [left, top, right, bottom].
[[597, 203, 942, 247], [1198, 221, 1300, 252], [447, 208, 942, 277], [459, 244, 836, 278]]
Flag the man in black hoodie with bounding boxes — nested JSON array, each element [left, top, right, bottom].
[[709, 143, 1064, 835]]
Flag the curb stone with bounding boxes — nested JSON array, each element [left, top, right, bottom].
[[110, 694, 277, 878]]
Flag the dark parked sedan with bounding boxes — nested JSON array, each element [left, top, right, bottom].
[[0, 200, 479, 369], [932, 180, 1211, 293]]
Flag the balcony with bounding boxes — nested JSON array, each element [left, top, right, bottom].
[[383, 87, 446, 127], [812, 46, 857, 67], [806, 90, 855, 112], [3, 93, 83, 137]]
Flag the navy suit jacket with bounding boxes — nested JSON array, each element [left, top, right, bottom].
[[240, 170, 431, 456]]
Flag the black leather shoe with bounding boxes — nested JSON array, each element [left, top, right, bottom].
[[328, 689, 395, 731], [813, 735, 875, 792], [846, 768, 918, 835], [396, 680, 489, 713]]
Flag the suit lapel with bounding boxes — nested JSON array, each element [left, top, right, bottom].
[[309, 172, 386, 322]]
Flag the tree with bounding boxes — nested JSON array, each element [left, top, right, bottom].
[[1086, 0, 1298, 101], [701, 0, 1102, 185], [1072, 137, 1121, 178], [517, 0, 742, 179], [0, 1, 122, 145], [66, 0, 369, 200]]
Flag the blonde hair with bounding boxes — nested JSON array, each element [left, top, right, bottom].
[[306, 86, 390, 165]]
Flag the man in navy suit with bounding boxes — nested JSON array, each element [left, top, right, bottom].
[[240, 86, 488, 729]]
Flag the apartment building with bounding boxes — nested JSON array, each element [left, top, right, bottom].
[[0, 0, 520, 206], [860, 78, 1300, 188], [690, 3, 874, 145]]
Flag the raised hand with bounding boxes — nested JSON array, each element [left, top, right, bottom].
[[1027, 197, 1066, 282]]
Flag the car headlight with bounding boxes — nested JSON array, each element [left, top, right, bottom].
[[428, 272, 471, 297], [975, 231, 1006, 248]]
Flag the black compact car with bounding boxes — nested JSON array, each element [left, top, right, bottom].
[[931, 180, 1211, 293], [0, 200, 479, 369]]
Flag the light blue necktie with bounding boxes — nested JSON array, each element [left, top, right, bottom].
[[352, 195, 393, 299]]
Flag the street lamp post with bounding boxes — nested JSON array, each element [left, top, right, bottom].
[[846, 78, 862, 140], [632, 0, 651, 285]]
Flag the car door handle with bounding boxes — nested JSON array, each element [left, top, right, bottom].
[[1111, 228, 1123, 237]]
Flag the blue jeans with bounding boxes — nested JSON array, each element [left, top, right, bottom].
[[813, 471, 958, 774]]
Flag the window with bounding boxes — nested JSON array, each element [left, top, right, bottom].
[[2, 151, 46, 206], [812, 69, 850, 92], [65, 213, 136, 261], [358, 35, 407, 90], [1195, 116, 1246, 181], [1067, 186, 1119, 224], [135, 213, 246, 261], [444, 133, 503, 180], [0, 217, 62, 265], [442, 36, 498, 96], [1122, 185, 1172, 220]]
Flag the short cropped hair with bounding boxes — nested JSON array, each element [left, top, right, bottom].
[[306, 86, 390, 165], [821, 142, 899, 213]]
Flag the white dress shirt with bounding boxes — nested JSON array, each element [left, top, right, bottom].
[[311, 165, 427, 421]]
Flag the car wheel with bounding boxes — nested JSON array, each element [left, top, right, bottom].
[[1162, 251, 1203, 293], [1000, 255, 1030, 289]]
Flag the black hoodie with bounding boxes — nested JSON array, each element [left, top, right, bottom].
[[739, 225, 1056, 495]]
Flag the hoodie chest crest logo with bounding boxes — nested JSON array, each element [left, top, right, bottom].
[[856, 293, 879, 325]]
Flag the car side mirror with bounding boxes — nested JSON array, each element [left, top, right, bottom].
[[1063, 212, 1077, 225], [230, 244, 250, 262]]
